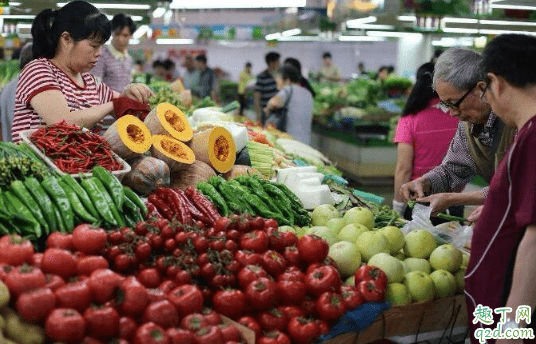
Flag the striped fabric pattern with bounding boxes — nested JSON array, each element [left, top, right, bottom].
[[11, 58, 115, 143], [91, 46, 133, 93], [255, 70, 278, 110]]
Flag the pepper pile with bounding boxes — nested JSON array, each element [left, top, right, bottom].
[[197, 175, 311, 227], [0, 142, 51, 189], [30, 121, 123, 174]]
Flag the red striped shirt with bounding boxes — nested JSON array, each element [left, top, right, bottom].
[[11, 58, 115, 143]]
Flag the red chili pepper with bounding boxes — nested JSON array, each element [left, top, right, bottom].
[[184, 187, 220, 225], [148, 194, 173, 221], [174, 188, 210, 225], [169, 189, 192, 225], [145, 202, 162, 219]]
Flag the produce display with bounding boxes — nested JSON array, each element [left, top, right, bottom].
[[103, 115, 153, 161], [0, 60, 19, 89]]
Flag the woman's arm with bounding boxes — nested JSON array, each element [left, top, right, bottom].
[[394, 142, 414, 202], [266, 95, 285, 112]]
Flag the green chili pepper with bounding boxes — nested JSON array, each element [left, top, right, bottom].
[[4, 190, 41, 237], [197, 182, 230, 216], [242, 177, 281, 214], [124, 187, 147, 216], [41, 176, 74, 231], [61, 174, 99, 219], [91, 177, 125, 227], [122, 196, 144, 224], [0, 220, 9, 235], [10, 180, 47, 229], [81, 178, 117, 226], [24, 177, 57, 233], [123, 211, 136, 228], [209, 175, 226, 188], [218, 182, 253, 214], [52, 203, 66, 233], [58, 180, 98, 224], [243, 193, 290, 225], [92, 166, 124, 210]]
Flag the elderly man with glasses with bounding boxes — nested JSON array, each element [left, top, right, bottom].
[[400, 48, 516, 219]]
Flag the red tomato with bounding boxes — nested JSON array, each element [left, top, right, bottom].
[[247, 216, 263, 231], [305, 266, 342, 297], [46, 232, 75, 250], [340, 285, 364, 310], [4, 265, 46, 298], [180, 313, 208, 331], [117, 276, 149, 317], [44, 273, 65, 291], [45, 308, 86, 344], [87, 269, 124, 304], [245, 277, 277, 311], [194, 326, 223, 344], [261, 250, 288, 277], [234, 250, 262, 267], [175, 270, 193, 286], [143, 300, 180, 328], [300, 297, 317, 317], [277, 279, 306, 305], [277, 305, 306, 319], [41, 248, 77, 279], [317, 319, 330, 335], [282, 246, 300, 267], [214, 217, 232, 232], [225, 260, 240, 275], [147, 288, 167, 302], [280, 231, 298, 248], [315, 292, 347, 323], [287, 316, 321, 344], [257, 308, 288, 332], [135, 241, 152, 262], [54, 279, 91, 312], [161, 225, 176, 239], [82, 337, 105, 344], [72, 224, 108, 254], [167, 328, 194, 344], [238, 316, 262, 338], [32, 253, 43, 268], [84, 305, 120, 340], [119, 316, 137, 340], [237, 265, 269, 289], [202, 308, 222, 326], [0, 235, 34, 266], [16, 287, 56, 323], [239, 230, 269, 253], [212, 289, 246, 320], [278, 269, 306, 283], [264, 219, 278, 229], [354, 265, 388, 290], [219, 323, 241, 342], [135, 222, 149, 236], [357, 280, 386, 303], [114, 253, 135, 272], [168, 284, 204, 317], [257, 330, 292, 344], [77, 256, 109, 276], [138, 268, 162, 288], [297, 235, 329, 264], [267, 231, 286, 252], [159, 280, 178, 295], [134, 322, 170, 344]]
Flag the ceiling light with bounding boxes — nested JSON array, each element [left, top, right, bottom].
[[346, 16, 377, 27], [156, 38, 194, 44], [152, 7, 166, 18], [169, 0, 306, 9], [57, 3, 151, 10], [397, 15, 416, 22], [281, 28, 301, 37], [480, 19, 536, 26], [479, 29, 536, 35], [442, 17, 478, 24], [366, 30, 422, 38], [16, 23, 32, 29], [490, 4, 536, 11], [133, 25, 151, 39], [106, 15, 143, 21], [265, 32, 282, 40], [442, 27, 479, 34], [278, 36, 323, 41], [9, 2, 21, 6], [339, 36, 384, 41], [0, 15, 34, 19], [347, 24, 394, 30], [432, 37, 473, 47]]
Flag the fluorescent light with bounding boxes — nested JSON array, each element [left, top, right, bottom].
[[281, 28, 301, 37], [366, 30, 422, 38], [16, 23, 32, 29], [152, 7, 166, 18], [106, 15, 143, 22], [346, 16, 377, 26], [397, 15, 416, 22], [9, 2, 21, 6], [170, 0, 306, 9], [442, 27, 479, 34], [58, 2, 151, 10], [0, 15, 34, 19], [491, 4, 536, 11], [480, 19, 536, 27], [432, 37, 473, 47], [129, 39, 140, 45], [156, 38, 194, 44], [442, 17, 478, 24], [347, 24, 394, 30], [278, 36, 323, 41], [265, 32, 281, 40], [133, 25, 151, 39], [339, 35, 384, 41], [479, 29, 536, 35]]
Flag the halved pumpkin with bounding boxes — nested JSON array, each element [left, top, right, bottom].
[[189, 127, 236, 173], [144, 103, 193, 141], [151, 135, 195, 172], [103, 115, 152, 160]]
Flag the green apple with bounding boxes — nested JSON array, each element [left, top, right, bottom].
[[337, 224, 369, 243], [279, 226, 295, 233], [394, 250, 406, 261], [430, 270, 456, 299], [356, 231, 390, 262], [308, 226, 339, 246], [429, 244, 463, 272], [455, 267, 466, 294], [343, 207, 374, 230], [326, 218, 346, 235], [461, 254, 469, 268], [385, 283, 412, 306], [403, 271, 435, 302], [311, 204, 340, 226], [368, 253, 405, 283], [345, 275, 356, 286], [400, 261, 409, 275], [378, 226, 405, 254], [404, 258, 431, 274], [404, 230, 437, 259], [295, 226, 307, 238], [329, 241, 361, 278]]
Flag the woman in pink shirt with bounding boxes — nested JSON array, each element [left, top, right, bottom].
[[393, 62, 459, 218]]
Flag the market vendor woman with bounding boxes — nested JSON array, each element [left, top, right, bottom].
[[11, 0, 154, 143]]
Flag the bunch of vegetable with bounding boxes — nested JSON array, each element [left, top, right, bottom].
[[148, 84, 190, 113], [30, 122, 123, 174], [197, 175, 311, 227], [0, 60, 19, 89], [0, 142, 52, 189]]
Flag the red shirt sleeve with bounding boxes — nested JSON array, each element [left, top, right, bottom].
[[394, 115, 413, 144], [94, 75, 115, 103], [16, 58, 61, 105]]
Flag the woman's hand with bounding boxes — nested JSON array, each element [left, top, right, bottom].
[[467, 205, 484, 224], [122, 83, 155, 103], [417, 193, 454, 216]]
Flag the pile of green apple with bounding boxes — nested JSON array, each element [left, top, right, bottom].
[[280, 204, 469, 307]]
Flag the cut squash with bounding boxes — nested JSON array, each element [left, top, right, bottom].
[[171, 160, 216, 190], [103, 115, 152, 160], [144, 103, 193, 141], [122, 156, 170, 196], [151, 135, 195, 172], [189, 127, 236, 173]]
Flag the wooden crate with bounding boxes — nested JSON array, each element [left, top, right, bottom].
[[322, 295, 468, 344]]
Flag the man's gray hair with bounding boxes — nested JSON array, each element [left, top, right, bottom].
[[433, 48, 484, 91]]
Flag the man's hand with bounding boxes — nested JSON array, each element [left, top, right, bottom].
[[467, 205, 484, 224], [400, 177, 430, 201], [417, 193, 454, 216]]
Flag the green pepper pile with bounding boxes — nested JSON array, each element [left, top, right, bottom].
[[197, 175, 311, 227], [0, 142, 52, 189], [0, 166, 147, 241]]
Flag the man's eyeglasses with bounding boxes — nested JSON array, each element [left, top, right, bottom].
[[439, 85, 476, 111]]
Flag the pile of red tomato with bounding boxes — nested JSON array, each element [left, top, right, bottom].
[[0, 214, 387, 344]]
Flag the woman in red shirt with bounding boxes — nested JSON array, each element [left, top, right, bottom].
[[11, 0, 153, 143], [393, 62, 459, 219]]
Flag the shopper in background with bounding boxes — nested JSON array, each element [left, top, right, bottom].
[[393, 62, 459, 219], [400, 48, 516, 217], [92, 13, 136, 93], [238, 62, 254, 115], [11, 1, 153, 143], [163, 59, 178, 81], [377, 66, 390, 82], [430, 49, 444, 64], [466, 34, 536, 343], [194, 55, 215, 99], [254, 51, 280, 125], [284, 57, 316, 98], [152, 60, 167, 80], [264, 64, 313, 144], [182, 55, 200, 95], [357, 62, 369, 78], [318, 52, 341, 83], [0, 42, 33, 142]]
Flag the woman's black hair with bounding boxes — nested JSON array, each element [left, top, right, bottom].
[[111, 13, 136, 35], [152, 60, 164, 69], [163, 59, 175, 71], [32, 1, 111, 59], [284, 57, 316, 97], [402, 62, 437, 117], [281, 64, 300, 83]]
